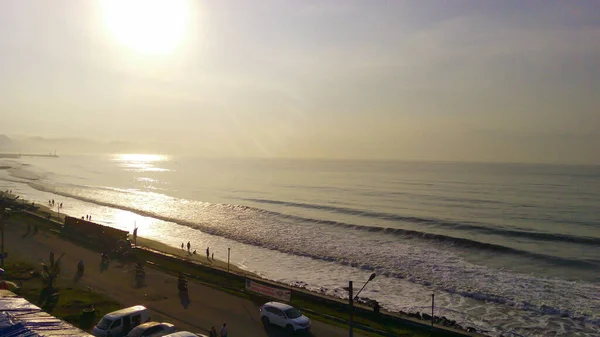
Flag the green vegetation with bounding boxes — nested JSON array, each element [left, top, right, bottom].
[[3, 258, 121, 331], [38, 251, 65, 311], [40, 252, 64, 290], [7, 212, 62, 232]]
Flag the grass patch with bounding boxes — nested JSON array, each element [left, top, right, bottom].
[[3, 258, 121, 331], [7, 212, 62, 231], [290, 298, 447, 337]]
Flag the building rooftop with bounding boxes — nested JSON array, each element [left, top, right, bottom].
[[0, 290, 93, 336]]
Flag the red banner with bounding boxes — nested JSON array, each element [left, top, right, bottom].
[[245, 279, 291, 302]]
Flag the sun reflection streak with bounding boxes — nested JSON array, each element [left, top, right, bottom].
[[112, 209, 156, 237], [117, 154, 167, 162], [114, 154, 170, 172]]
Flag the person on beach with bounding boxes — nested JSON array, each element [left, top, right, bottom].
[[193, 250, 196, 255], [181, 243, 184, 250], [187, 241, 191, 251], [220, 323, 227, 337], [209, 326, 217, 337], [206, 247, 210, 260], [0, 269, 8, 290], [212, 252, 214, 260]]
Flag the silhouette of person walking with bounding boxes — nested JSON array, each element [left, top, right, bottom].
[[187, 241, 191, 251]]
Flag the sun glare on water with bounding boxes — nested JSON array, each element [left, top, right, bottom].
[[115, 154, 169, 172], [118, 154, 166, 162], [101, 0, 191, 55]]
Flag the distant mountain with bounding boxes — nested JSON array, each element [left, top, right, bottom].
[[0, 134, 174, 155], [0, 134, 13, 150]]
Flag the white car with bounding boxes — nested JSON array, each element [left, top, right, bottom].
[[163, 332, 207, 337], [260, 301, 311, 332], [127, 322, 176, 337]]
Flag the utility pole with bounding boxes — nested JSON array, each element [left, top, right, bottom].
[[349, 280, 354, 337], [431, 293, 435, 328], [347, 273, 375, 337], [227, 248, 231, 273]]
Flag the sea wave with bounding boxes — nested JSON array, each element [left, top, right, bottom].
[[27, 182, 600, 271], [5, 166, 42, 181], [10, 178, 600, 335], [242, 198, 600, 246]]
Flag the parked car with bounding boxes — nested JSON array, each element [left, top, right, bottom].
[[92, 305, 150, 337], [260, 301, 311, 332], [126, 322, 176, 337], [163, 332, 208, 337]]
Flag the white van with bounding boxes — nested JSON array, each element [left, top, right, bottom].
[[92, 305, 150, 337]]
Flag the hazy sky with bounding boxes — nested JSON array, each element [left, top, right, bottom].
[[0, 0, 599, 163]]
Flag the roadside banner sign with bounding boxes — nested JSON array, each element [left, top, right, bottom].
[[245, 279, 291, 302]]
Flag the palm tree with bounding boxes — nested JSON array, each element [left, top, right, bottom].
[[41, 252, 64, 291]]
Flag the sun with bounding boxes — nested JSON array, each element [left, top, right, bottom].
[[101, 0, 190, 55]]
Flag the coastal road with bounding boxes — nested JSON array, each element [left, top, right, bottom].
[[4, 221, 365, 337]]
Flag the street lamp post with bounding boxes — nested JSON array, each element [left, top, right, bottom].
[[348, 281, 354, 337], [431, 293, 435, 328], [349, 273, 376, 337]]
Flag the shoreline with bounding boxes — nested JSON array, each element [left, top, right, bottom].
[[2, 157, 599, 336], [1, 190, 481, 336], [135, 236, 248, 275], [0, 190, 248, 276], [1, 214, 366, 336]]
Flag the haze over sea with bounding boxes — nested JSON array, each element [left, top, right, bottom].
[[1, 154, 599, 336]]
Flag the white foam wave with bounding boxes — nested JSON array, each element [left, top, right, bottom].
[[21, 180, 600, 336]]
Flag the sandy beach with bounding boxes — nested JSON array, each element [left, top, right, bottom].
[[1, 190, 245, 274], [135, 236, 247, 275]]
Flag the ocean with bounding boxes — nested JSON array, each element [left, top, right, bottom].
[[1, 154, 599, 336]]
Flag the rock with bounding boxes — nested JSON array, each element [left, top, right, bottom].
[[440, 316, 454, 327], [422, 313, 432, 320], [372, 300, 380, 313], [408, 312, 421, 320]]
